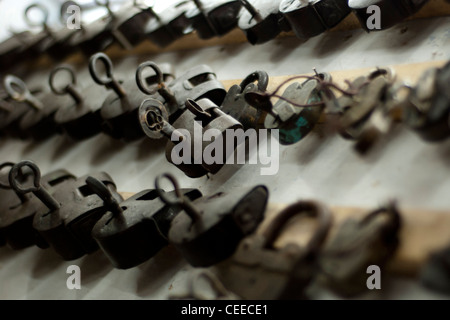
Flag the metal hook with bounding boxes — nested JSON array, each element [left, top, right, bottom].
[[155, 173, 201, 222], [89, 52, 126, 97], [136, 61, 165, 95], [85, 176, 123, 215]]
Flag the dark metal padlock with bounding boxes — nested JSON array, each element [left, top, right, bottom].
[[89, 52, 149, 141], [144, 1, 195, 47], [237, 0, 292, 45], [52, 64, 110, 141], [3, 74, 68, 140], [246, 72, 329, 145], [159, 174, 268, 267], [166, 99, 243, 177], [0, 161, 76, 250], [110, 0, 158, 49], [280, 0, 350, 39], [186, 0, 243, 39], [167, 64, 227, 111], [403, 61, 450, 142], [317, 203, 401, 297], [66, 2, 115, 58], [349, 0, 429, 31], [338, 68, 395, 141], [31, 165, 123, 260], [214, 200, 333, 300], [221, 70, 269, 130], [88, 175, 202, 269], [420, 246, 450, 295]]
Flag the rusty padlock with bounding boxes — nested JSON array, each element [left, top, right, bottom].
[[144, 1, 195, 47], [221, 70, 269, 130], [317, 203, 401, 297], [89, 52, 149, 141], [26, 163, 123, 260], [186, 0, 243, 39], [167, 64, 227, 111], [0, 161, 76, 250], [158, 174, 268, 267], [403, 61, 450, 142], [245, 72, 330, 145], [52, 64, 111, 141], [237, 0, 291, 45], [214, 200, 333, 300], [88, 175, 202, 269], [280, 0, 350, 39]]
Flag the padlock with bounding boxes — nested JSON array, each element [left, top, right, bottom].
[[280, 0, 350, 39], [403, 61, 450, 142], [214, 200, 333, 300], [109, 0, 158, 49], [158, 174, 268, 267], [221, 70, 269, 130], [144, 1, 195, 47], [27, 164, 123, 260], [89, 52, 150, 141], [167, 99, 243, 177], [317, 203, 401, 297], [246, 72, 330, 145], [0, 161, 76, 250], [66, 2, 115, 58], [237, 0, 291, 45], [52, 64, 110, 141], [338, 68, 395, 141], [420, 246, 450, 295], [88, 175, 202, 269], [167, 64, 227, 110], [349, 0, 429, 31], [186, 0, 243, 39], [3, 74, 70, 140]]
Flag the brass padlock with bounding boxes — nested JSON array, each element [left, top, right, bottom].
[[214, 200, 332, 300]]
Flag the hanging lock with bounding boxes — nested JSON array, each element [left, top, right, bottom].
[[317, 203, 401, 297], [349, 0, 429, 31], [214, 200, 333, 300], [186, 0, 243, 39], [157, 174, 268, 267], [52, 64, 111, 141], [0, 161, 76, 250], [246, 72, 330, 145], [88, 175, 202, 269], [280, 0, 350, 39], [338, 68, 395, 141], [166, 99, 243, 177], [109, 0, 158, 49], [89, 52, 150, 141], [221, 70, 269, 130], [3, 74, 70, 140], [167, 64, 227, 111], [403, 61, 450, 142], [28, 164, 123, 260], [144, 1, 195, 47], [237, 0, 292, 45]]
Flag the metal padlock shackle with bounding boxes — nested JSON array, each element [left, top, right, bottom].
[[155, 173, 201, 222], [85, 175, 123, 216], [261, 200, 333, 254], [239, 0, 263, 23], [89, 52, 126, 97], [239, 70, 269, 94]]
